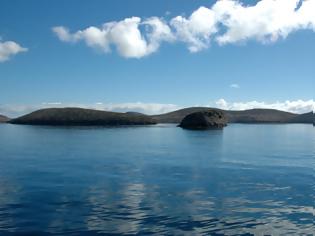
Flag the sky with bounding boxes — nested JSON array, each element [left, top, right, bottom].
[[0, 0, 314, 117]]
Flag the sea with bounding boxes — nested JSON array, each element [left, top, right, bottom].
[[0, 123, 314, 235]]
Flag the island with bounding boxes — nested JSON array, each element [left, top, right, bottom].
[[178, 110, 227, 129], [9, 108, 156, 126]]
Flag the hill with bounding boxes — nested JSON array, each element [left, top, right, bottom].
[[10, 108, 156, 126], [287, 112, 314, 123], [0, 115, 10, 123], [151, 107, 312, 124], [151, 107, 218, 123], [225, 109, 296, 123]]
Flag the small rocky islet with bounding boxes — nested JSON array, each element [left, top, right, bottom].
[[178, 110, 227, 130]]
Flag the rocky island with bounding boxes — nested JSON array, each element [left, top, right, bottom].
[[9, 108, 156, 126], [178, 110, 227, 130]]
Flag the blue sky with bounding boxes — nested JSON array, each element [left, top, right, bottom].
[[0, 0, 314, 116]]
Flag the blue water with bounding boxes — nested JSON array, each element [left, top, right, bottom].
[[0, 123, 314, 235]]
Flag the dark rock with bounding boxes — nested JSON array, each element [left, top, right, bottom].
[[178, 110, 227, 130]]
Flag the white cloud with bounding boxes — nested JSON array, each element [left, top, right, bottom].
[[0, 41, 28, 62], [214, 0, 315, 44], [51, 27, 76, 42], [215, 98, 229, 110], [143, 17, 175, 53], [99, 102, 179, 115], [170, 6, 217, 52], [52, 16, 173, 58], [230, 83, 240, 88], [214, 98, 315, 114], [53, 0, 315, 57]]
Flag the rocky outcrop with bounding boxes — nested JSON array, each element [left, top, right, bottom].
[[178, 110, 227, 130], [9, 108, 157, 126]]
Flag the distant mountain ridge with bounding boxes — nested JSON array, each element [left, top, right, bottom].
[[151, 107, 314, 124], [4, 107, 314, 126]]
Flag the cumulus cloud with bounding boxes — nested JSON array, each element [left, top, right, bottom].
[[214, 98, 315, 114], [52, 0, 315, 57], [170, 6, 217, 52], [0, 41, 28, 62], [52, 16, 173, 58], [0, 102, 180, 118], [214, 0, 315, 44], [51, 27, 75, 42], [215, 98, 229, 110]]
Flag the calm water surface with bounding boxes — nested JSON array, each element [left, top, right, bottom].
[[0, 123, 314, 235]]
